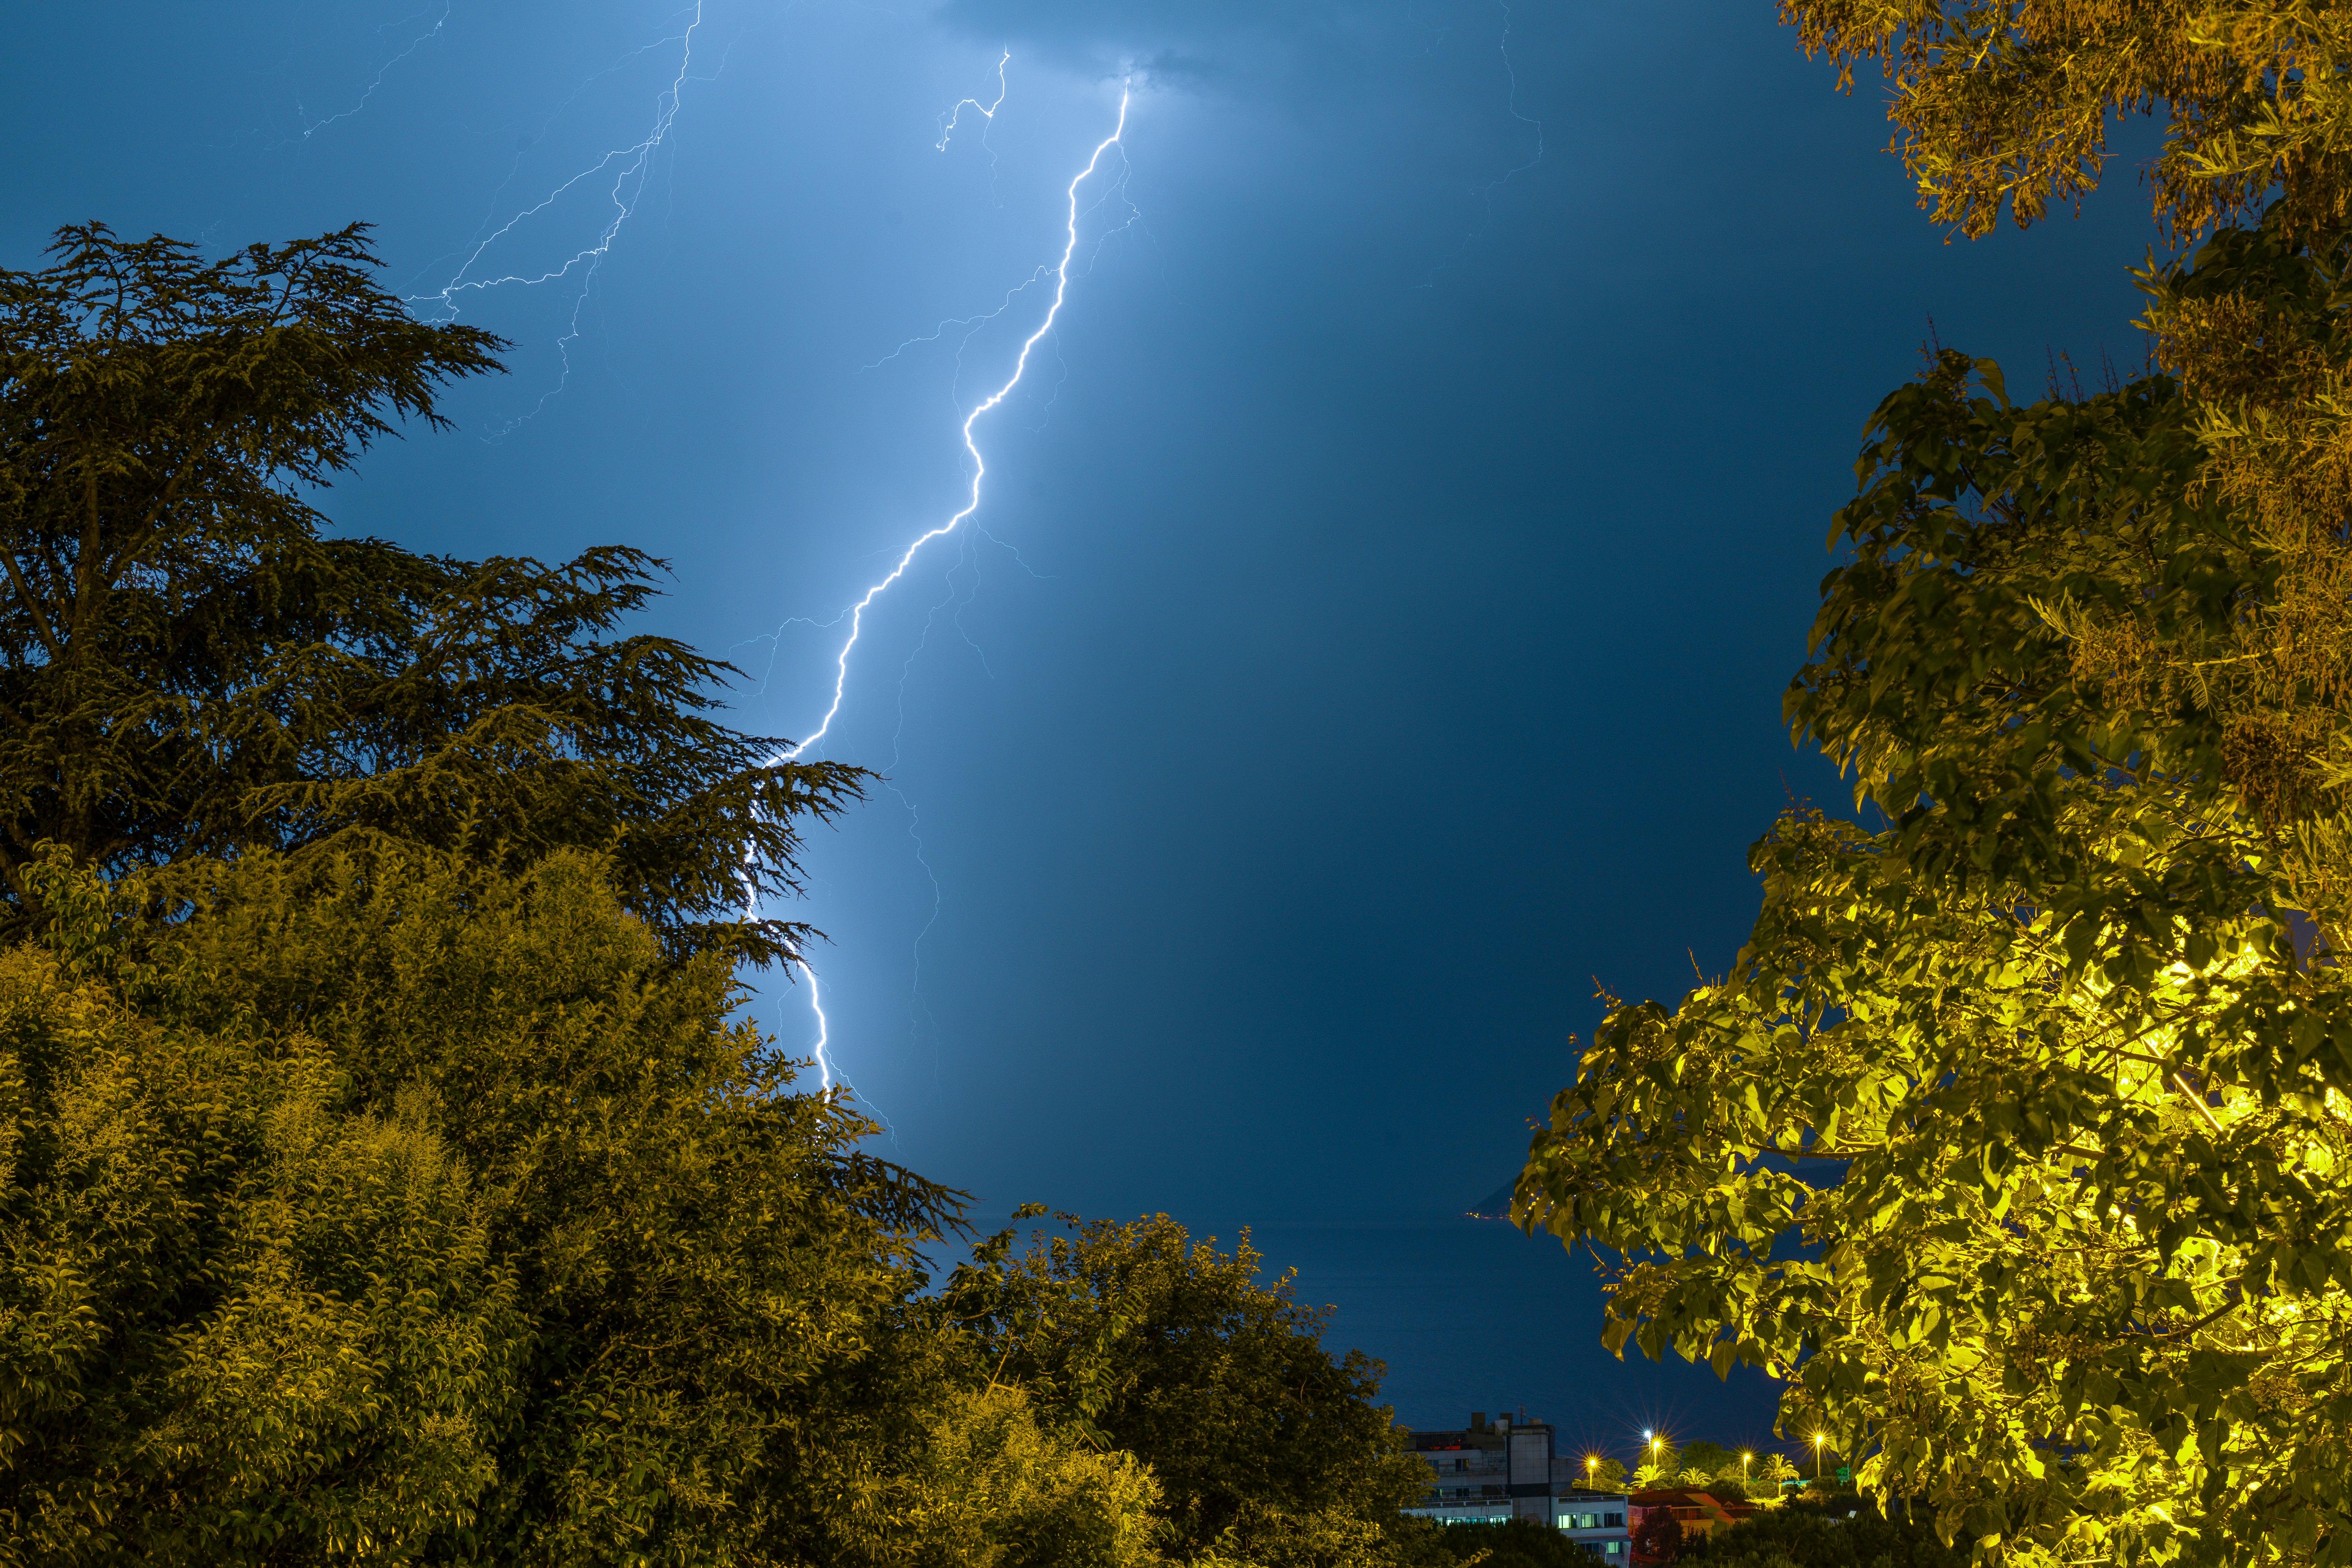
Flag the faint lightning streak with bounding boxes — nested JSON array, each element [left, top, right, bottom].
[[884, 573, 963, 1091], [859, 265, 1048, 371], [296, 0, 452, 140], [757, 78, 1133, 1095], [1491, 1, 1546, 178], [1424, 0, 1545, 287], [406, 3, 704, 433]]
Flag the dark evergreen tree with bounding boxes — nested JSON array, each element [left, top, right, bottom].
[[0, 223, 860, 965]]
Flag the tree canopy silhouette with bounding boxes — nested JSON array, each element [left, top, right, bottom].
[[0, 222, 859, 964]]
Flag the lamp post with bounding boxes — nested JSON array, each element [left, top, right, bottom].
[[1813, 1434, 1825, 1482], [1742, 1453, 1752, 1485], [1587, 1455, 1598, 1490]]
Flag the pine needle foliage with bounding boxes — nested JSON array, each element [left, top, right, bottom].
[[0, 223, 861, 966]]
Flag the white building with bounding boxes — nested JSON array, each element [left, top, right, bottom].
[[1402, 1410, 1632, 1559]]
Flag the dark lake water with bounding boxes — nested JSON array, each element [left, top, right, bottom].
[[937, 1214, 1790, 1464]]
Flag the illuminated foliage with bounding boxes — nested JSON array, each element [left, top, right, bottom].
[[875, 1385, 1167, 1568], [1517, 12, 2352, 1567], [1781, 4, 2352, 934], [939, 1212, 1433, 1568], [0, 219, 1449, 1566], [1520, 341, 2352, 1564], [1519, 353, 2352, 1564], [0, 845, 970, 1566], [1779, 1, 2352, 241], [0, 934, 518, 1563], [1416, 1516, 1599, 1568]]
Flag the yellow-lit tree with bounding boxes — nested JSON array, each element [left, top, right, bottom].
[[1517, 10, 2352, 1565]]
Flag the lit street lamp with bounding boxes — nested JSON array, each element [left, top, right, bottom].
[[1813, 1433, 1826, 1482], [1742, 1452, 1752, 1484]]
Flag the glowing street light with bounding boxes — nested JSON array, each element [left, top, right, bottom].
[[1813, 1433, 1826, 1482], [1742, 1452, 1753, 1483]]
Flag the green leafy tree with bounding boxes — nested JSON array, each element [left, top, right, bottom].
[[1685, 1501, 1964, 1568], [941, 1212, 1431, 1566], [1777, 1, 2352, 241], [0, 223, 858, 965], [1517, 349, 2352, 1562], [1680, 1443, 1736, 1477], [1775, 1, 2352, 947], [1421, 1516, 1594, 1568], [884, 1385, 1166, 1568], [0, 899, 520, 1564], [0, 219, 1174, 1565], [1634, 1442, 1681, 1491], [1754, 1455, 1798, 1492], [1634, 1451, 1684, 1491], [1511, 9, 2352, 1568], [1584, 1458, 1628, 1492], [0, 844, 984, 1566]]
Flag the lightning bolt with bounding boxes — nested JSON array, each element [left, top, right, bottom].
[[404, 3, 706, 433], [295, 0, 453, 141], [758, 71, 1135, 1095], [1424, 0, 1546, 287], [936, 49, 1009, 152]]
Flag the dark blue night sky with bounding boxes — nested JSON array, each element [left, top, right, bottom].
[[4, 0, 2158, 1447]]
